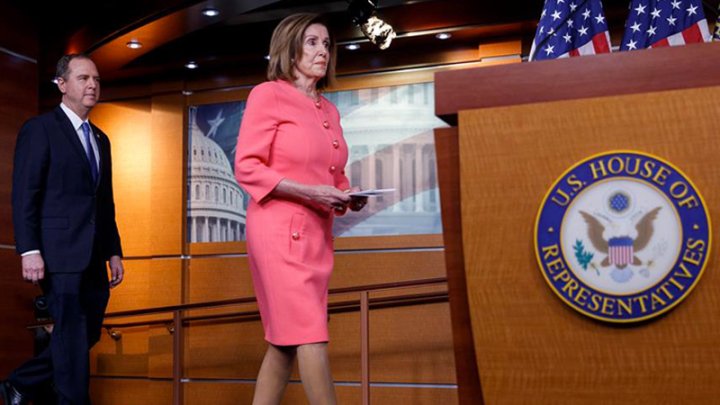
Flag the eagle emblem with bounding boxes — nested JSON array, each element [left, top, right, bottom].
[[579, 206, 661, 282], [535, 151, 711, 322]]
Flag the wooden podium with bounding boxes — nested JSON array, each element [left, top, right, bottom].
[[434, 42, 720, 405]]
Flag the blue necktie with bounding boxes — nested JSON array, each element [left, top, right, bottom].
[[81, 122, 99, 183]]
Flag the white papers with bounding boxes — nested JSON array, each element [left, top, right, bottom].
[[348, 188, 396, 197]]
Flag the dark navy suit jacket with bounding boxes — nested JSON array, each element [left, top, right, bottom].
[[12, 106, 122, 273]]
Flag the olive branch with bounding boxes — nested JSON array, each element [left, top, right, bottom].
[[574, 239, 594, 272]]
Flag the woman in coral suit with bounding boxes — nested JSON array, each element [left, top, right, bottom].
[[234, 12, 366, 405]]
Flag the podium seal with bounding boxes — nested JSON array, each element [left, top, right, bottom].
[[534, 151, 711, 323]]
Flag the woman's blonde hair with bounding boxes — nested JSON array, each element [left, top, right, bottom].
[[267, 13, 336, 90]]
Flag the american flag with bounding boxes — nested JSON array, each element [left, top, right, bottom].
[[714, 2, 720, 41], [529, 0, 612, 61], [620, 0, 710, 51], [608, 237, 634, 266]]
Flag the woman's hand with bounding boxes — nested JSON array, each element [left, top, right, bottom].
[[348, 196, 367, 211], [271, 179, 350, 214], [346, 187, 367, 211], [306, 184, 352, 212], [344, 186, 367, 212]]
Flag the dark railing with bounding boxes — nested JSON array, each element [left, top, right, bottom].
[[97, 277, 448, 405]]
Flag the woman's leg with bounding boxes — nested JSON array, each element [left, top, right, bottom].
[[297, 343, 337, 405], [252, 344, 296, 405]]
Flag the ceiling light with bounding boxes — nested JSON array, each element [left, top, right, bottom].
[[201, 7, 219, 17], [126, 39, 143, 49], [185, 61, 198, 69], [345, 43, 361, 51], [182, 90, 193, 96], [348, 0, 396, 50], [264, 55, 270, 61], [435, 32, 452, 40]]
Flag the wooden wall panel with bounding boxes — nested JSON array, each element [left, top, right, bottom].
[[91, 94, 185, 258], [459, 86, 720, 404], [369, 303, 456, 383], [92, 259, 183, 378], [187, 256, 253, 303], [185, 251, 445, 303], [183, 301, 455, 384], [105, 258, 183, 313], [0, 250, 38, 377], [92, 325, 174, 378], [433, 126, 483, 404], [184, 382, 457, 405], [90, 101, 153, 257], [0, 52, 37, 245], [436, 41, 720, 122], [149, 94, 185, 255], [90, 378, 172, 404], [0, 6, 38, 374], [332, 250, 446, 289], [184, 317, 266, 379]]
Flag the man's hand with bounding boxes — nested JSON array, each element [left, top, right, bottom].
[[22, 253, 45, 284], [109, 255, 124, 288]]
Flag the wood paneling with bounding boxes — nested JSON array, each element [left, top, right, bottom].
[[183, 302, 454, 383], [0, 53, 37, 245], [333, 250, 447, 289], [91, 95, 185, 258], [92, 325, 174, 378], [105, 258, 183, 313], [187, 234, 444, 256], [184, 382, 457, 405], [434, 127, 483, 404], [187, 256, 252, 302], [458, 86, 720, 404], [436, 41, 720, 124], [90, 100, 153, 257], [0, 3, 38, 57], [0, 4, 38, 375], [0, 250, 38, 377], [90, 378, 172, 404], [149, 94, 186, 255]]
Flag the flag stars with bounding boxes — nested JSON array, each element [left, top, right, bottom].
[[582, 8, 591, 19], [634, 3, 647, 15], [578, 25, 589, 36], [650, 8, 661, 19], [666, 15, 677, 26], [670, 0, 682, 10], [626, 39, 638, 50], [569, 2, 578, 12], [595, 14, 606, 25], [551, 10, 563, 20], [630, 22, 642, 33], [563, 32, 573, 43], [686, 4, 698, 16], [544, 44, 555, 55], [567, 19, 574, 28], [647, 25, 658, 36]]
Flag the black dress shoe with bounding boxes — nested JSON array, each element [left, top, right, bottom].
[[0, 380, 29, 405]]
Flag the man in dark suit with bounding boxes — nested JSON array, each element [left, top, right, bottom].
[[1, 54, 124, 405]]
